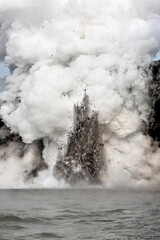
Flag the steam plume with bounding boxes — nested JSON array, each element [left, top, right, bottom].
[[0, 0, 160, 188]]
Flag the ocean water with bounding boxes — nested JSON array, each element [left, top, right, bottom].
[[0, 189, 160, 240]]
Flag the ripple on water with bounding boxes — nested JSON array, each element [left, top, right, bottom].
[[33, 232, 63, 239], [0, 214, 48, 224]]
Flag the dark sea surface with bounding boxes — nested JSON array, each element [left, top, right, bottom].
[[0, 189, 160, 240]]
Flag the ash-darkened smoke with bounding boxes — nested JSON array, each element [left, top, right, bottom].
[[0, 119, 48, 188], [147, 61, 160, 142], [0, 0, 160, 188], [54, 93, 105, 184]]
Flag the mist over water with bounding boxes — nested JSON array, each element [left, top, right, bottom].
[[0, 0, 160, 188]]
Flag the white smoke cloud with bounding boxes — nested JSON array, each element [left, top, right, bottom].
[[0, 0, 160, 188]]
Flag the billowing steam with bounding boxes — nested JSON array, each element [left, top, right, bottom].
[[0, 0, 160, 189]]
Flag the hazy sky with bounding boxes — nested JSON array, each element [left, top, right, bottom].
[[153, 50, 160, 61], [0, 62, 10, 77]]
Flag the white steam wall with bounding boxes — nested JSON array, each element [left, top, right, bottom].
[[0, 0, 160, 188]]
